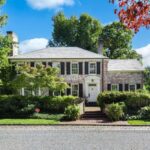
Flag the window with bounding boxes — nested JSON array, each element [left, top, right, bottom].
[[72, 84, 79, 96], [89, 63, 96, 74], [72, 63, 78, 74], [53, 91, 61, 96], [111, 84, 118, 91], [129, 84, 136, 91]]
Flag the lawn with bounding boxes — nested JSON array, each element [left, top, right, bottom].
[[0, 114, 64, 125], [128, 120, 150, 125], [0, 119, 59, 125]]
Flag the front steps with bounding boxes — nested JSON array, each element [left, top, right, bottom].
[[81, 107, 106, 120]]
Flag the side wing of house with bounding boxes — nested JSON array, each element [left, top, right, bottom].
[[103, 59, 144, 92]]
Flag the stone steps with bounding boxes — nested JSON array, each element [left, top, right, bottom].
[[81, 110, 106, 119]]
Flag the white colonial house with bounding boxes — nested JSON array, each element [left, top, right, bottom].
[[8, 32, 144, 103]]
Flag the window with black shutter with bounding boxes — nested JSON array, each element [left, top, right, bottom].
[[60, 62, 65, 75], [79, 83, 83, 97], [107, 84, 111, 91], [79, 62, 83, 75], [137, 84, 141, 90], [85, 62, 89, 74], [125, 84, 129, 91], [67, 84, 71, 95], [119, 84, 123, 91], [66, 62, 70, 75], [48, 62, 52, 67], [97, 62, 101, 74]]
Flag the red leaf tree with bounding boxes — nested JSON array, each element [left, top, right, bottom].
[[110, 0, 150, 32]]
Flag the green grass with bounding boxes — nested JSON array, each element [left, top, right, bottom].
[[0, 114, 64, 125], [128, 120, 150, 125], [0, 119, 59, 125]]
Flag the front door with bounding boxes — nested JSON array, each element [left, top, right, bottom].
[[88, 84, 99, 102]]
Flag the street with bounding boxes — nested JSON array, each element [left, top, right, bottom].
[[0, 126, 150, 150]]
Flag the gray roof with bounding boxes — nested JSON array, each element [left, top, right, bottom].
[[108, 59, 144, 71], [9, 47, 107, 59]]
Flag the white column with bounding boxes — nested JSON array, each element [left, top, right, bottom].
[[21, 88, 25, 96], [38, 87, 41, 96]]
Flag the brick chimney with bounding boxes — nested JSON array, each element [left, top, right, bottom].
[[98, 39, 103, 55], [7, 31, 19, 56]]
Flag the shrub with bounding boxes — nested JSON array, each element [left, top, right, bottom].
[[64, 105, 80, 121], [97, 91, 150, 113], [105, 103, 124, 121], [0, 95, 79, 118], [138, 106, 150, 120]]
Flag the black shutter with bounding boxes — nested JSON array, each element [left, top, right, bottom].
[[79, 83, 83, 97], [79, 62, 83, 75], [67, 84, 71, 95], [42, 62, 46, 67], [125, 84, 129, 91], [60, 62, 65, 75], [119, 84, 123, 91], [97, 62, 101, 74], [49, 90, 53, 96], [48, 62, 52, 67], [107, 84, 111, 91], [61, 91, 65, 96], [85, 62, 89, 74], [137, 84, 141, 90], [30, 62, 35, 67], [66, 62, 70, 75]]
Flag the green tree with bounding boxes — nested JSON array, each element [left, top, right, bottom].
[[12, 64, 68, 96], [49, 12, 102, 53], [0, 0, 11, 69], [0, 65, 16, 94], [144, 67, 150, 92], [100, 22, 141, 59]]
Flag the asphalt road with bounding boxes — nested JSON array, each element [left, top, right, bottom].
[[0, 126, 150, 150]]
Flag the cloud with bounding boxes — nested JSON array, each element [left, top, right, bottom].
[[19, 38, 48, 54], [136, 44, 150, 67], [26, 0, 74, 10]]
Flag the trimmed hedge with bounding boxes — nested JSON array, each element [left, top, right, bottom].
[[0, 95, 80, 118], [97, 91, 150, 113]]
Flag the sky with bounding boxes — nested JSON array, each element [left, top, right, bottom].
[[2, 0, 150, 66]]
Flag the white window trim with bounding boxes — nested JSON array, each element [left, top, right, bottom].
[[111, 84, 119, 91], [71, 62, 79, 75], [71, 84, 79, 96], [89, 62, 97, 75], [129, 84, 137, 91]]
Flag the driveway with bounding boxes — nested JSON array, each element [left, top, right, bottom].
[[0, 126, 150, 150]]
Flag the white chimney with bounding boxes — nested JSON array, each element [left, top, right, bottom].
[[98, 39, 103, 55], [7, 31, 19, 56]]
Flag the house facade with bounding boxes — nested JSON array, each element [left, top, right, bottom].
[[8, 32, 144, 103]]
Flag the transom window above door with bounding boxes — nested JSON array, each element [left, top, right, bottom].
[[72, 63, 78, 74], [89, 63, 96, 74]]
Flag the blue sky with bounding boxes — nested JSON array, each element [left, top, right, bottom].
[[2, 0, 150, 66]]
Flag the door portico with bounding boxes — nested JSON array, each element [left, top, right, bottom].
[[85, 76, 101, 103]]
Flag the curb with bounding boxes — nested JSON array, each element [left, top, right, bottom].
[[0, 124, 150, 127]]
